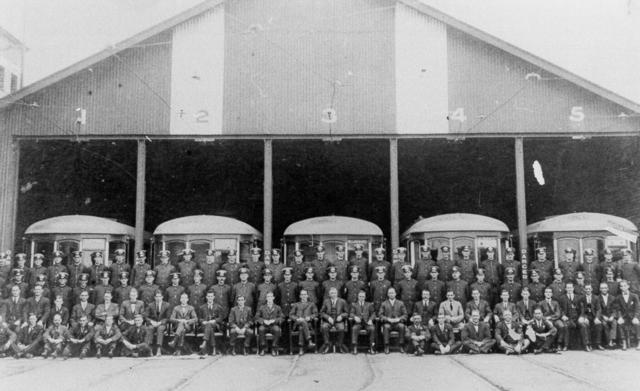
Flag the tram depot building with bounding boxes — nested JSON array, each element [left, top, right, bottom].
[[1, 0, 640, 354]]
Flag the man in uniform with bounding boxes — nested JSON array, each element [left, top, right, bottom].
[[526, 269, 546, 303], [331, 245, 350, 282], [13, 253, 31, 288], [425, 266, 446, 305], [500, 267, 522, 303], [198, 290, 225, 356], [267, 249, 285, 284], [529, 307, 558, 354], [47, 250, 68, 289], [94, 314, 121, 358], [456, 245, 477, 284], [345, 266, 366, 305], [461, 309, 495, 354], [130, 250, 151, 288], [369, 247, 390, 282], [620, 249, 640, 295], [42, 313, 68, 358], [370, 266, 392, 311], [471, 268, 493, 305], [110, 249, 130, 288], [72, 273, 94, 306], [256, 291, 284, 356], [578, 283, 600, 351], [62, 313, 93, 359], [222, 249, 242, 286], [228, 295, 253, 355], [548, 268, 566, 301], [322, 266, 345, 300], [154, 250, 175, 290], [119, 287, 145, 334], [379, 287, 407, 354], [120, 313, 151, 357], [391, 247, 411, 284], [312, 245, 330, 282], [178, 249, 198, 287], [70, 290, 95, 329], [413, 289, 438, 328], [436, 246, 456, 282], [481, 247, 502, 294], [5, 269, 28, 299], [396, 264, 418, 314], [558, 247, 579, 283], [138, 270, 160, 305], [599, 248, 620, 282], [25, 284, 50, 327], [603, 267, 620, 296], [200, 250, 220, 287], [94, 290, 119, 325], [616, 280, 640, 350], [257, 269, 278, 307], [93, 271, 113, 305], [349, 244, 368, 283], [89, 251, 107, 286], [247, 247, 264, 284], [559, 282, 582, 351], [32, 273, 51, 301], [495, 309, 529, 354], [530, 247, 553, 285], [169, 292, 198, 355], [13, 312, 43, 358], [290, 289, 317, 355], [596, 282, 617, 348], [165, 272, 185, 310], [299, 267, 320, 307], [290, 250, 307, 283], [29, 253, 48, 290], [66, 251, 87, 289], [233, 267, 256, 311], [502, 247, 522, 282], [582, 249, 601, 292], [430, 312, 461, 355], [350, 290, 376, 354], [447, 266, 469, 305], [114, 271, 133, 305], [211, 270, 232, 317], [319, 287, 349, 353], [187, 269, 207, 310], [415, 244, 436, 291], [277, 267, 298, 316], [145, 289, 171, 356]]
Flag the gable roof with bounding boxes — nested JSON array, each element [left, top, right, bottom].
[[1, 0, 638, 113]]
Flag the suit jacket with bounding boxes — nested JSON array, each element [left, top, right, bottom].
[[617, 292, 640, 319], [596, 294, 617, 319], [350, 301, 375, 323], [94, 324, 121, 341], [44, 324, 68, 341], [579, 294, 599, 318], [515, 300, 537, 322], [256, 304, 284, 325], [378, 299, 408, 322], [170, 304, 198, 324], [17, 324, 44, 345], [530, 318, 556, 335], [559, 294, 582, 320], [65, 324, 94, 343], [199, 302, 226, 325], [539, 299, 562, 321], [438, 300, 464, 324], [494, 321, 524, 344], [25, 296, 50, 325], [414, 300, 438, 325], [94, 303, 119, 323], [465, 300, 492, 321], [430, 323, 455, 346], [49, 305, 70, 326], [5, 297, 27, 324], [119, 300, 145, 321], [228, 306, 253, 328], [461, 321, 492, 342], [320, 298, 349, 322], [71, 302, 95, 323], [123, 325, 148, 345], [289, 301, 318, 321]]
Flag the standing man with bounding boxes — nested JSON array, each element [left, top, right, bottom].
[[130, 250, 151, 288], [47, 251, 68, 289], [110, 249, 130, 288], [277, 267, 298, 317], [531, 247, 553, 286], [312, 245, 330, 283], [154, 250, 175, 290], [370, 266, 392, 312], [178, 249, 198, 287]]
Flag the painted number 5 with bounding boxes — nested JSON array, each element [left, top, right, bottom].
[[450, 108, 467, 122], [569, 106, 584, 122]]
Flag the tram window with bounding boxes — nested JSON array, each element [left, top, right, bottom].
[[34, 241, 54, 266], [190, 241, 211, 265], [82, 238, 106, 267], [58, 241, 80, 265], [109, 241, 127, 267], [477, 237, 499, 262], [166, 241, 186, 266], [429, 238, 451, 261], [452, 238, 474, 260], [556, 238, 580, 262], [239, 243, 256, 263], [581, 237, 602, 263]]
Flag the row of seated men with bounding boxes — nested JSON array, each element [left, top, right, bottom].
[[1, 272, 638, 359]]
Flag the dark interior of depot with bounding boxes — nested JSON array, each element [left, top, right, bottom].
[[15, 137, 640, 252]]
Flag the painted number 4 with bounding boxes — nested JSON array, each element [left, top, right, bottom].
[[449, 108, 467, 122]]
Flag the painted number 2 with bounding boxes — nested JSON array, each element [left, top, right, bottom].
[[449, 108, 467, 122], [195, 110, 209, 123]]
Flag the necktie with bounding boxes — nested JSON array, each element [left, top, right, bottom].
[[449, 302, 453, 311]]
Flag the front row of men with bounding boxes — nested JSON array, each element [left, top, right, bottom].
[[1, 278, 638, 358]]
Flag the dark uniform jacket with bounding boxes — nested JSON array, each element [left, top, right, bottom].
[[559, 294, 582, 321], [123, 325, 148, 345], [71, 302, 95, 323], [617, 292, 640, 320], [178, 261, 197, 286], [187, 283, 207, 309], [430, 323, 455, 346], [515, 300, 536, 322], [413, 299, 437, 325], [130, 263, 151, 288], [277, 281, 298, 316], [321, 279, 345, 299], [446, 280, 469, 304], [369, 279, 392, 310], [120, 300, 145, 322], [424, 279, 446, 304], [211, 284, 232, 316], [579, 294, 599, 319], [145, 300, 171, 325], [199, 302, 226, 325]]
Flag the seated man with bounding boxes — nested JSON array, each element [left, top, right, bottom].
[[198, 289, 225, 356], [438, 290, 465, 332], [430, 312, 461, 355], [121, 314, 152, 357], [413, 289, 438, 328], [94, 314, 121, 358], [145, 289, 171, 356], [12, 312, 42, 358], [461, 309, 495, 354], [119, 287, 145, 334], [42, 313, 68, 358], [256, 292, 284, 356], [408, 314, 430, 356], [493, 289, 518, 324], [465, 288, 492, 325], [169, 292, 198, 355], [320, 287, 349, 354], [495, 310, 529, 355], [24, 284, 50, 328], [349, 290, 376, 355], [539, 287, 565, 348], [228, 295, 254, 356], [71, 290, 95, 329], [63, 314, 93, 359], [94, 290, 119, 326], [378, 287, 408, 354], [528, 307, 558, 354], [289, 289, 318, 355]]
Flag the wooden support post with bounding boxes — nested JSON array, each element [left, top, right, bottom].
[[0, 137, 19, 251], [264, 139, 273, 255], [390, 138, 400, 251], [134, 139, 146, 252], [515, 137, 528, 265]]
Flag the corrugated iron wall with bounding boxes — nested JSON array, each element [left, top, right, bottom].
[[446, 27, 638, 135], [223, 0, 396, 135], [4, 32, 173, 137], [0, 112, 19, 250]]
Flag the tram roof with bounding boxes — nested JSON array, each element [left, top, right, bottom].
[[154, 215, 262, 237], [25, 215, 136, 236], [403, 213, 509, 237], [527, 212, 638, 235], [284, 216, 383, 236]]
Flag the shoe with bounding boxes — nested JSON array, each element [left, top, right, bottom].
[[622, 340, 628, 351], [211, 347, 217, 356], [636, 344, 640, 351], [243, 347, 248, 356], [417, 348, 424, 356], [384, 346, 390, 355], [168, 340, 176, 348], [584, 345, 591, 352], [505, 350, 512, 355], [307, 341, 316, 349], [399, 346, 405, 354], [96, 349, 102, 359], [340, 345, 349, 354], [468, 350, 478, 355], [271, 349, 277, 357], [320, 344, 330, 354], [369, 345, 376, 355], [79, 352, 86, 359], [199, 342, 206, 350], [155, 349, 162, 357], [51, 352, 57, 359], [561, 345, 568, 351], [231, 348, 237, 356], [533, 349, 542, 355], [597, 345, 605, 351], [259, 349, 265, 356], [132, 352, 139, 358], [352, 347, 358, 355], [298, 346, 304, 356], [108, 350, 114, 358], [173, 351, 181, 356]]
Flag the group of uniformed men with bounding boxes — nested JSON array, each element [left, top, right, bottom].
[[0, 242, 639, 359]]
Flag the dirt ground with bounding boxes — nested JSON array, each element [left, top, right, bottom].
[[1, 349, 639, 391]]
